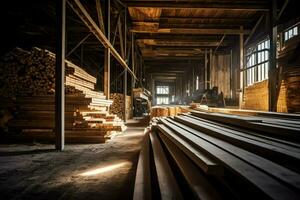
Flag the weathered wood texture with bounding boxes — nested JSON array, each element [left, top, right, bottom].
[[110, 93, 132, 120], [242, 66, 300, 112], [135, 110, 300, 199], [210, 53, 231, 98]]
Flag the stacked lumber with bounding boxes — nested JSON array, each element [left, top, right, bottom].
[[242, 66, 300, 113], [284, 66, 300, 112], [134, 111, 300, 199], [277, 80, 288, 112], [0, 47, 126, 143], [242, 80, 269, 111], [150, 106, 189, 118], [109, 93, 132, 120]]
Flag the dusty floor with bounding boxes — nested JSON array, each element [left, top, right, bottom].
[[0, 120, 146, 200]]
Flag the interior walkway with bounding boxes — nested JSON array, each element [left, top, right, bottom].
[[0, 120, 146, 200]]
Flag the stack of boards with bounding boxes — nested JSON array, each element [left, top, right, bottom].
[[110, 93, 132, 120], [0, 47, 126, 143], [134, 111, 300, 199], [150, 106, 189, 118]]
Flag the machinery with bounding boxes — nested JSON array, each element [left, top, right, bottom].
[[132, 88, 151, 117]]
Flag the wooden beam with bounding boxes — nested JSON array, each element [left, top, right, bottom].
[[141, 49, 204, 57], [245, 14, 265, 46], [204, 49, 208, 90], [123, 8, 127, 122], [136, 39, 230, 47], [214, 34, 226, 54], [269, 0, 278, 112], [66, 32, 92, 57], [131, 27, 251, 35], [239, 26, 244, 109], [277, 0, 289, 20], [104, 0, 110, 99], [67, 0, 137, 80], [123, 0, 269, 11], [95, 0, 105, 33], [209, 49, 212, 89], [55, 0, 66, 151]]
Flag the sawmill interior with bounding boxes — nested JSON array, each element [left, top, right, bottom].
[[0, 0, 300, 199]]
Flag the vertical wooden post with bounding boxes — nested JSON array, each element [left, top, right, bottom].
[[230, 49, 233, 99], [204, 49, 208, 90], [104, 0, 110, 100], [239, 26, 244, 109], [132, 33, 135, 87], [55, 0, 66, 151], [209, 49, 213, 89], [123, 8, 127, 122], [192, 65, 195, 93], [269, 0, 277, 111], [131, 32, 135, 108]]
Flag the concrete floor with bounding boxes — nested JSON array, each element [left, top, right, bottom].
[[0, 120, 146, 200]]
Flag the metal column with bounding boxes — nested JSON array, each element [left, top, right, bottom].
[[55, 0, 66, 151]]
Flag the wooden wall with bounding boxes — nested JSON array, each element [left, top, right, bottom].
[[210, 53, 231, 99]]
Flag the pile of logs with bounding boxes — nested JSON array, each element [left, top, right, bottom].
[[134, 111, 300, 199], [110, 93, 132, 120], [0, 47, 126, 143]]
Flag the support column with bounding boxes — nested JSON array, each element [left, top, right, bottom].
[[132, 33, 135, 88], [104, 0, 110, 100], [131, 32, 135, 109], [55, 0, 66, 151], [239, 26, 244, 109], [209, 49, 213, 89], [204, 49, 208, 90], [269, 0, 277, 111], [123, 9, 127, 122]]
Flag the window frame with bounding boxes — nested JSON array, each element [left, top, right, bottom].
[[245, 39, 270, 86]]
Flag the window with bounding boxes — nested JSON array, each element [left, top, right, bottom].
[[284, 26, 298, 41], [246, 39, 269, 86], [156, 86, 169, 94], [196, 76, 199, 90], [171, 95, 175, 102], [157, 97, 169, 104]]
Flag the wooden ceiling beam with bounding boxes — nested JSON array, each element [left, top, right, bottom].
[[130, 26, 251, 35], [137, 39, 231, 47], [135, 33, 235, 40], [123, 1, 269, 11]]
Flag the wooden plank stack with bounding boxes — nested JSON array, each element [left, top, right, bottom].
[[134, 112, 300, 199], [150, 106, 189, 118], [109, 93, 132, 120], [0, 47, 126, 143], [284, 66, 300, 112], [242, 80, 269, 111], [242, 67, 300, 113]]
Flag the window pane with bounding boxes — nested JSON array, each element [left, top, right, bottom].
[[265, 62, 269, 79], [258, 65, 261, 81]]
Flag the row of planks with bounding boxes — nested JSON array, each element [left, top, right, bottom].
[[133, 111, 300, 199]]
